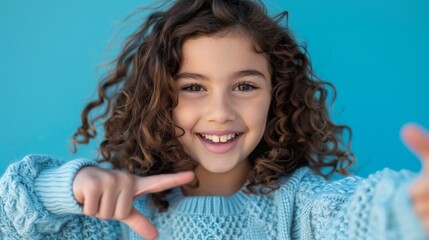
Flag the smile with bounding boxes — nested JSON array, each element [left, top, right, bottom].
[[199, 133, 240, 143], [197, 132, 242, 154]]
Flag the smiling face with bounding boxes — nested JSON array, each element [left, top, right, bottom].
[[173, 32, 272, 174]]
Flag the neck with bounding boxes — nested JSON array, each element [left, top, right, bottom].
[[183, 160, 252, 197]]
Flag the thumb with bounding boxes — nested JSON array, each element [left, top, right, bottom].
[[121, 208, 158, 240], [401, 123, 429, 168], [134, 171, 195, 198], [123, 171, 194, 239]]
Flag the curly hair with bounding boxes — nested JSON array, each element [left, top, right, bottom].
[[72, 0, 355, 210]]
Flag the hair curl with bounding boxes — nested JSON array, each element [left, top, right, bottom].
[[72, 0, 355, 211]]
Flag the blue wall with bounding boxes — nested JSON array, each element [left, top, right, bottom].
[[1, 0, 428, 177]]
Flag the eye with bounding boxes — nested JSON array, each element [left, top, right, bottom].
[[234, 82, 258, 92], [181, 84, 205, 92]]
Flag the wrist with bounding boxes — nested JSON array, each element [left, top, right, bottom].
[[34, 158, 99, 216]]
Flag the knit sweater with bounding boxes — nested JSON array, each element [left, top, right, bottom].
[[0, 154, 426, 239]]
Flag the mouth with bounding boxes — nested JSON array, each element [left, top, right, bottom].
[[196, 132, 242, 154], [198, 132, 242, 144]]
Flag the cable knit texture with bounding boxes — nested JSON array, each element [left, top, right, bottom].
[[0, 154, 427, 239]]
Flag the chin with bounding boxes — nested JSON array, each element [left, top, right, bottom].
[[197, 157, 242, 174], [201, 164, 234, 174]]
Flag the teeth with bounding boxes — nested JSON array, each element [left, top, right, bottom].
[[201, 133, 239, 143]]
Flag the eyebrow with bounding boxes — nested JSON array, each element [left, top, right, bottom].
[[175, 69, 267, 81]]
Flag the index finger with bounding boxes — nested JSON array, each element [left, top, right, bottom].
[[134, 171, 194, 198]]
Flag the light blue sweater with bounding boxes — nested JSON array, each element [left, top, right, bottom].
[[0, 154, 427, 239]]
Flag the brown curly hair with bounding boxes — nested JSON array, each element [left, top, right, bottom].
[[72, 0, 355, 210]]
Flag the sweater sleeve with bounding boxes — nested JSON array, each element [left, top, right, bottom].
[[294, 168, 427, 240], [0, 154, 123, 239]]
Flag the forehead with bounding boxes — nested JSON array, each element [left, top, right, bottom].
[[179, 32, 270, 78]]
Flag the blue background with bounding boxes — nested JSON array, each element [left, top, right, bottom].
[[0, 0, 428, 177]]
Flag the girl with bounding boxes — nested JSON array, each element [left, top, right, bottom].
[[1, 0, 429, 239]]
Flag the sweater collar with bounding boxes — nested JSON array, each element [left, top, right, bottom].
[[167, 185, 254, 216]]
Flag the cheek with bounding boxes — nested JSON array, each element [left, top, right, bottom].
[[172, 105, 194, 153], [173, 102, 199, 134], [242, 96, 271, 130], [172, 99, 205, 159]]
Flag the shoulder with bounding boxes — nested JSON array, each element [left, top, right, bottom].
[[361, 167, 416, 186], [277, 167, 361, 198], [275, 167, 418, 214], [278, 167, 416, 196], [345, 168, 417, 209], [275, 167, 416, 209]]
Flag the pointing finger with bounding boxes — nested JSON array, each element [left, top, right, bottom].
[[134, 171, 195, 198]]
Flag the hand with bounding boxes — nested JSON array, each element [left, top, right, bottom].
[[72, 166, 194, 240], [401, 123, 429, 232]]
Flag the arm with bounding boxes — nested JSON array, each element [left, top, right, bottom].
[[0, 154, 122, 239], [322, 169, 425, 240], [0, 154, 195, 240], [294, 124, 429, 240], [291, 168, 425, 240]]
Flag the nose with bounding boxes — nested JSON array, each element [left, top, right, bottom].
[[204, 91, 236, 124]]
